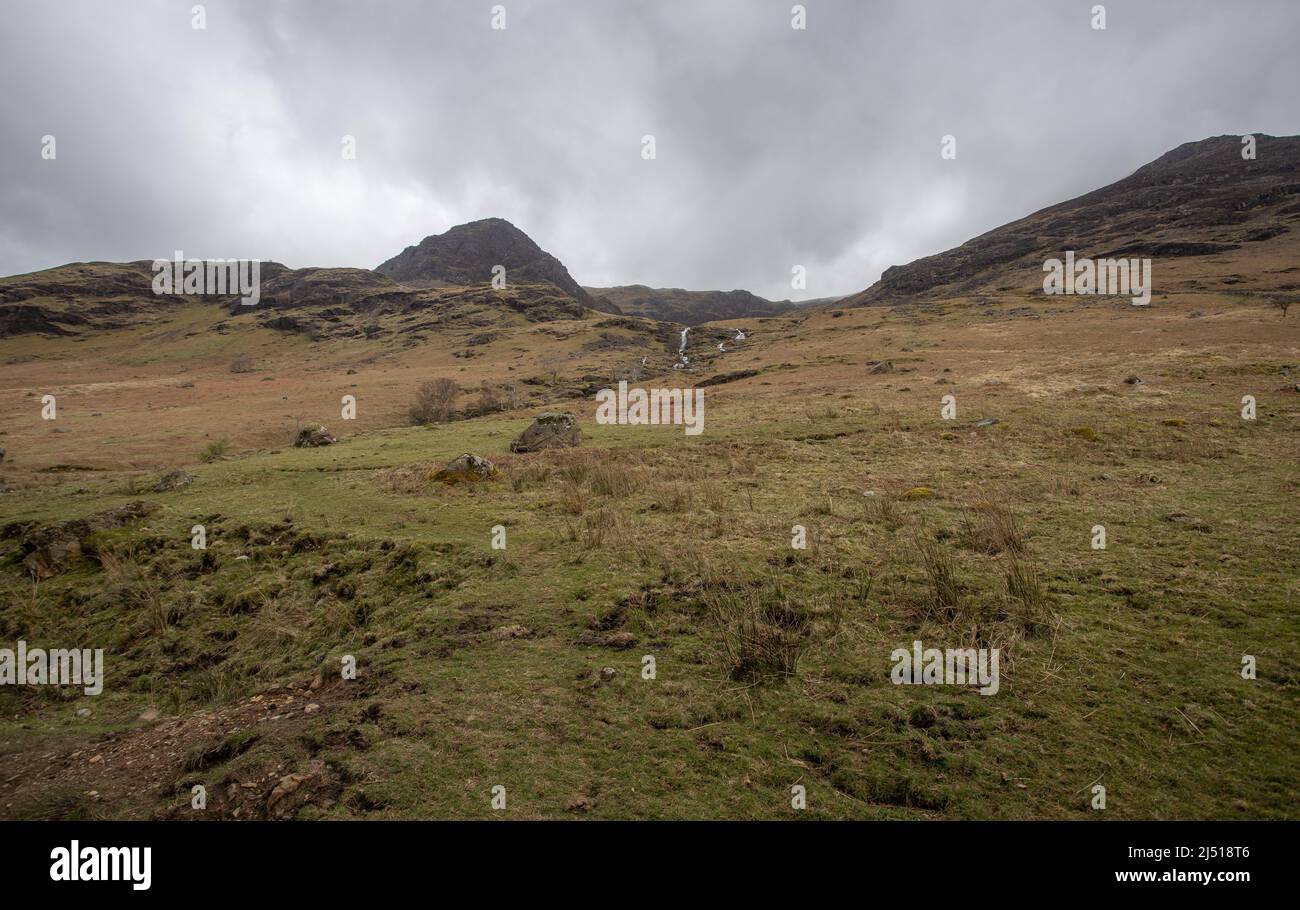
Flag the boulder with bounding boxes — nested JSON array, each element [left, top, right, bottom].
[[510, 412, 581, 453], [431, 453, 497, 484], [154, 468, 193, 492], [294, 425, 337, 448]]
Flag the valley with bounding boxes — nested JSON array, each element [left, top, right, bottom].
[[0, 136, 1297, 821]]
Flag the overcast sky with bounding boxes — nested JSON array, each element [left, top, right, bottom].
[[2, 0, 1298, 300]]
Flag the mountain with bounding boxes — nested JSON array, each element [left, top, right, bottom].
[[586, 285, 799, 325], [0, 218, 619, 340], [843, 134, 1300, 306], [375, 218, 610, 310]]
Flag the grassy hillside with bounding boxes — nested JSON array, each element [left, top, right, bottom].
[[1, 293, 1295, 819]]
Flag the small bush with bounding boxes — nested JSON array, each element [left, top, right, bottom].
[[408, 378, 459, 425], [199, 438, 230, 463], [474, 383, 505, 416]]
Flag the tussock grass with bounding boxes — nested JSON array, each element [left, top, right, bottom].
[[704, 576, 814, 682], [958, 498, 1026, 555]]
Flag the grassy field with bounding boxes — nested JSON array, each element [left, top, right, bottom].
[[0, 294, 1296, 819]]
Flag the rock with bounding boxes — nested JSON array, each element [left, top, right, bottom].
[[697, 369, 760, 387], [0, 447, 5, 462], [294, 425, 337, 447], [599, 667, 617, 682], [19, 501, 158, 579], [576, 630, 637, 649], [304, 703, 320, 714], [974, 418, 999, 427], [902, 487, 935, 500], [868, 360, 895, 374], [76, 708, 92, 718], [510, 412, 581, 453], [492, 624, 532, 640], [565, 795, 593, 812], [138, 707, 160, 722], [267, 771, 310, 809], [1124, 375, 1143, 385], [431, 453, 497, 484], [154, 468, 193, 492]]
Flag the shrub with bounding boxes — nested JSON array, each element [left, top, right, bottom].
[[474, 383, 505, 415], [408, 378, 459, 425], [199, 438, 230, 463]]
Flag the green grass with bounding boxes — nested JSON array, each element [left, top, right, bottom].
[[0, 364, 1297, 820]]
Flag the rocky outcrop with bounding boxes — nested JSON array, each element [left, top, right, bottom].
[[376, 218, 597, 308], [431, 453, 497, 484], [6, 501, 159, 579], [510, 413, 581, 453], [154, 468, 193, 492], [294, 425, 337, 448]]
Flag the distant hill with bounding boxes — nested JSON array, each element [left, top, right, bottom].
[[586, 285, 799, 325], [376, 218, 611, 310], [843, 134, 1300, 306]]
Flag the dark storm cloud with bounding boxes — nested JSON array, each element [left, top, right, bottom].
[[1, 0, 1298, 300]]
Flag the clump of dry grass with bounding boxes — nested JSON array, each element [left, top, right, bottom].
[[506, 459, 552, 492], [98, 549, 181, 634], [376, 463, 434, 494], [699, 480, 726, 512], [1002, 553, 1051, 635], [866, 494, 902, 531], [703, 576, 814, 682], [916, 537, 964, 624], [588, 460, 640, 497], [559, 476, 588, 515], [958, 498, 1026, 555], [654, 482, 693, 513]]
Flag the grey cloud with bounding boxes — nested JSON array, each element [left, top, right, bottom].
[[1, 0, 1297, 300]]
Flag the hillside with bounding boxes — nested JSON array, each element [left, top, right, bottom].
[[844, 134, 1300, 307], [0, 137, 1297, 822], [587, 285, 798, 325]]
